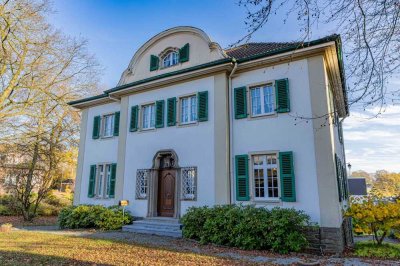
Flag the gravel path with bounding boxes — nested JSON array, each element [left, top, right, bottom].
[[15, 226, 400, 266]]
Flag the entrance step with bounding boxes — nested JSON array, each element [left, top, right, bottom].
[[123, 218, 183, 238]]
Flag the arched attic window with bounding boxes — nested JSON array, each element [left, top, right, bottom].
[[160, 48, 179, 68]]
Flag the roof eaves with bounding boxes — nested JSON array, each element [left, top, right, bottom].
[[105, 58, 233, 94], [68, 93, 109, 106]]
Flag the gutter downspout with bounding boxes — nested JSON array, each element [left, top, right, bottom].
[[228, 59, 238, 204]]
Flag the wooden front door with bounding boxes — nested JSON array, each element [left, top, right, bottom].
[[157, 170, 175, 217]]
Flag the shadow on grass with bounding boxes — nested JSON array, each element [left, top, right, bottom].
[[0, 250, 110, 266]]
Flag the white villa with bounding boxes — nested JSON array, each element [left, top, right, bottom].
[[69, 26, 351, 253]]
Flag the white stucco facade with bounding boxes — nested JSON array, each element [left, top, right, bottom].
[[123, 77, 217, 217], [71, 27, 349, 238], [231, 59, 322, 223]]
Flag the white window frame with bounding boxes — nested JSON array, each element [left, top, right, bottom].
[[249, 83, 276, 117], [95, 163, 112, 199], [161, 51, 179, 68], [101, 113, 115, 138], [140, 103, 156, 130], [179, 94, 197, 125], [250, 152, 280, 202], [181, 167, 197, 200]]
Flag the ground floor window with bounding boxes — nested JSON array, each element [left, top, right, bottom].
[[252, 154, 279, 200], [95, 163, 113, 198], [136, 169, 150, 199], [181, 167, 197, 200]]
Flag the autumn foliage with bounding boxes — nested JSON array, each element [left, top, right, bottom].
[[345, 197, 400, 245]]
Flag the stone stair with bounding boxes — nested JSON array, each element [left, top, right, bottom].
[[122, 217, 182, 238]]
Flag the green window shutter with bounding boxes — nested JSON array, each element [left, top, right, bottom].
[[150, 55, 159, 71], [167, 97, 176, 126], [234, 86, 247, 119], [275, 78, 290, 113], [155, 100, 165, 128], [179, 43, 189, 63], [338, 122, 343, 143], [92, 116, 100, 139], [130, 105, 138, 132], [279, 151, 296, 202], [197, 91, 208, 122], [88, 165, 96, 198], [342, 164, 348, 200], [108, 163, 117, 198], [335, 154, 342, 202], [235, 154, 249, 201], [113, 111, 120, 136]]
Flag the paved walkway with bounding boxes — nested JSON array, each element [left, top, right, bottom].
[[14, 226, 400, 266]]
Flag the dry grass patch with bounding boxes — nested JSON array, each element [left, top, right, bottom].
[[0, 231, 255, 265], [0, 216, 58, 227]]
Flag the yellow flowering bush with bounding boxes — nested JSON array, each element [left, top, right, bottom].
[[345, 197, 400, 245]]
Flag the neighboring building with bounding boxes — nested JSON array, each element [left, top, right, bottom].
[[69, 27, 351, 252], [348, 177, 368, 196]]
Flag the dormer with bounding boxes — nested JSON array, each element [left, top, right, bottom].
[[117, 26, 226, 86]]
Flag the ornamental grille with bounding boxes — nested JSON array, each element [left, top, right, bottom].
[[181, 167, 197, 200], [135, 169, 150, 199]]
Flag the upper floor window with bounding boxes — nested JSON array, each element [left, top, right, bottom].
[[142, 103, 155, 129], [180, 95, 197, 124], [253, 154, 279, 200], [250, 84, 275, 117], [102, 114, 115, 138], [162, 51, 179, 68], [92, 112, 120, 139]]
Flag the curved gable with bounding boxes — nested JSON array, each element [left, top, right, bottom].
[[118, 26, 227, 86]]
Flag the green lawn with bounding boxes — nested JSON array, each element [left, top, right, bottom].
[[354, 241, 400, 260], [0, 231, 253, 265]]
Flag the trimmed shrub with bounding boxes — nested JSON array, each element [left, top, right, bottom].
[[58, 205, 133, 230], [181, 205, 311, 253]]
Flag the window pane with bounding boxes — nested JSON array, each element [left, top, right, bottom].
[[97, 165, 104, 196], [150, 104, 155, 128], [181, 96, 197, 123], [253, 154, 279, 199], [142, 104, 155, 129], [105, 164, 111, 196], [102, 114, 114, 137], [163, 51, 179, 68], [190, 96, 197, 121], [251, 88, 261, 115], [263, 85, 274, 113], [181, 98, 188, 123]]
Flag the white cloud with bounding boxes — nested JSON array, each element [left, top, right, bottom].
[[344, 105, 400, 173]]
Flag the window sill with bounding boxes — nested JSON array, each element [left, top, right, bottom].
[[178, 121, 198, 128], [94, 196, 113, 200], [100, 135, 114, 140], [252, 199, 281, 204], [139, 127, 156, 133], [248, 112, 277, 120]]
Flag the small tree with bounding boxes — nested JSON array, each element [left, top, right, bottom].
[[345, 197, 400, 245]]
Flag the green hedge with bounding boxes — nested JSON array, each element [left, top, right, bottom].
[[181, 205, 311, 253], [58, 205, 133, 230]]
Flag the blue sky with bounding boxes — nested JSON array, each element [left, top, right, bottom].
[[49, 0, 399, 173]]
